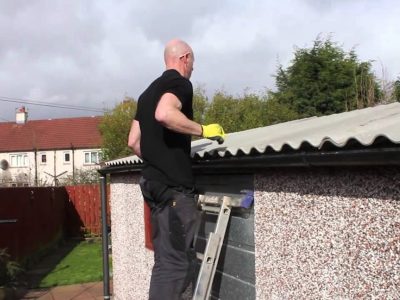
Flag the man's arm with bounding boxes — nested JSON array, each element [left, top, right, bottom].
[[155, 92, 203, 136], [128, 119, 142, 157]]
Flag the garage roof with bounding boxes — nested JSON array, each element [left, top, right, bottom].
[[104, 102, 400, 167]]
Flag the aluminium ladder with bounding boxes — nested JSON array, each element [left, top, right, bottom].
[[192, 192, 253, 300]]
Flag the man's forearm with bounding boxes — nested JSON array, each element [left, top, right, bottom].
[[156, 107, 202, 136], [128, 120, 142, 157]]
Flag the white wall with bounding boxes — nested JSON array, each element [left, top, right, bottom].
[[0, 148, 101, 186]]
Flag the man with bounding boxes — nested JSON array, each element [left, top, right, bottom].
[[128, 38, 225, 300]]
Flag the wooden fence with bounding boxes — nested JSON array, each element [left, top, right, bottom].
[[0, 187, 67, 261], [0, 184, 110, 261], [65, 184, 110, 237]]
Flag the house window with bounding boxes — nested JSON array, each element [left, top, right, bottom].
[[41, 154, 47, 163], [84, 151, 101, 164], [64, 152, 71, 163], [10, 154, 28, 167]]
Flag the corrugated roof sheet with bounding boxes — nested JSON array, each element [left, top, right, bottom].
[[0, 116, 103, 152], [105, 103, 400, 166]]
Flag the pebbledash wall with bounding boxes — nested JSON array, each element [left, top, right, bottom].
[[106, 167, 399, 300], [254, 167, 399, 299], [108, 174, 153, 299]]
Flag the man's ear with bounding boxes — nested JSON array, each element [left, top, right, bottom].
[[181, 53, 190, 63]]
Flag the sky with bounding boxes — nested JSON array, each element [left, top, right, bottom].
[[0, 0, 399, 121]]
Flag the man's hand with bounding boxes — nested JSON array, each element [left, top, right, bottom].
[[201, 124, 225, 144]]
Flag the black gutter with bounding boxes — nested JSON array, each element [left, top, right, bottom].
[[192, 147, 400, 173], [100, 147, 400, 175]]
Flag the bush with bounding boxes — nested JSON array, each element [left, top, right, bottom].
[[59, 168, 100, 186], [0, 249, 23, 287]]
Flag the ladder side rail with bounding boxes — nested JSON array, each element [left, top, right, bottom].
[[193, 197, 232, 300], [205, 199, 232, 299], [193, 232, 221, 300]]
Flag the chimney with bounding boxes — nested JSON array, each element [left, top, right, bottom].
[[16, 106, 28, 124]]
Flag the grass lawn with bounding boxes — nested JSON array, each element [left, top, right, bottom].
[[38, 240, 109, 287]]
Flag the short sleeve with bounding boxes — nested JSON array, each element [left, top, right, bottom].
[[165, 76, 192, 107], [134, 97, 142, 121]]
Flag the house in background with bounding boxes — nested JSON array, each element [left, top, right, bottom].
[[0, 107, 103, 187]]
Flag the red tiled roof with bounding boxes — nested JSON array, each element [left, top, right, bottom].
[[0, 116, 103, 152]]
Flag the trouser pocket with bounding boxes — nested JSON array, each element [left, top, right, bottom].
[[139, 177, 173, 209], [168, 191, 199, 252]]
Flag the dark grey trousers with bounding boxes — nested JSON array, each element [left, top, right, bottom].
[[139, 177, 200, 300]]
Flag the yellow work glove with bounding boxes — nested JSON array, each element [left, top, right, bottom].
[[201, 124, 225, 144]]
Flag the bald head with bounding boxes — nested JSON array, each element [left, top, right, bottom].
[[164, 39, 194, 79], [164, 39, 192, 62]]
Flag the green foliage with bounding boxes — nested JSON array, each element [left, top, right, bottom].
[[203, 91, 299, 133], [263, 96, 300, 125], [235, 93, 266, 131], [204, 91, 239, 133], [99, 97, 137, 160], [192, 86, 209, 124], [393, 78, 400, 102], [0, 248, 23, 287], [273, 37, 381, 117]]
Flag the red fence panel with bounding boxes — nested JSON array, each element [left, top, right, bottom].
[[0, 187, 67, 261], [0, 184, 110, 261], [144, 201, 153, 250], [65, 184, 110, 237]]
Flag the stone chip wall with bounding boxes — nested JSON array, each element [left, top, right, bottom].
[[110, 174, 153, 300], [254, 167, 400, 299]]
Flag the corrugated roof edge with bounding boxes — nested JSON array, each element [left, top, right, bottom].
[[99, 103, 400, 174], [191, 134, 400, 160]]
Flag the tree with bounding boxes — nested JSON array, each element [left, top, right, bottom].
[[393, 77, 400, 102], [192, 86, 209, 124], [204, 91, 241, 133], [60, 168, 100, 185], [203, 90, 298, 133], [273, 37, 381, 117], [99, 98, 137, 160], [263, 95, 299, 125]]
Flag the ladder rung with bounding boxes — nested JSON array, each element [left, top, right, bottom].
[[201, 205, 220, 213], [196, 252, 204, 260], [198, 193, 245, 208]]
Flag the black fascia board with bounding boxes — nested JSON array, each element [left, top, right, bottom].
[[98, 147, 400, 175]]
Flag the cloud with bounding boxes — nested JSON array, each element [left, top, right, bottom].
[[0, 0, 399, 120]]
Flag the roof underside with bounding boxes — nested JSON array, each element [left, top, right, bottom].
[[104, 103, 400, 168]]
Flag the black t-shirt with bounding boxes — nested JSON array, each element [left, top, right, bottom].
[[134, 69, 194, 188]]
